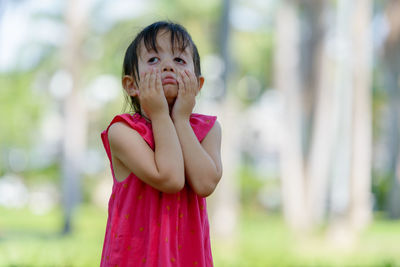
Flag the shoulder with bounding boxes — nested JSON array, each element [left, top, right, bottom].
[[107, 112, 151, 143], [206, 119, 221, 136], [204, 120, 221, 140], [212, 119, 221, 130], [108, 122, 144, 148], [108, 121, 133, 137]]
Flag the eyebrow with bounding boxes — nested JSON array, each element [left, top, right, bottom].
[[144, 45, 190, 57]]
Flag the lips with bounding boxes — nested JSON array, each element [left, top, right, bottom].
[[162, 75, 177, 85]]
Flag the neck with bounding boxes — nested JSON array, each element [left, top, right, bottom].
[[139, 110, 151, 122], [139, 100, 175, 121]]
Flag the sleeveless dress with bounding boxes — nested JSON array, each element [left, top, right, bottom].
[[100, 113, 217, 267]]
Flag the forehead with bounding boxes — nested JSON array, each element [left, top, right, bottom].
[[138, 30, 192, 56]]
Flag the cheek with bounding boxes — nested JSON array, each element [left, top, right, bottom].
[[137, 60, 152, 74], [188, 63, 196, 73], [180, 63, 195, 73], [139, 65, 152, 73], [136, 66, 153, 81]]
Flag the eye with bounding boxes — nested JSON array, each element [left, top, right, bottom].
[[174, 57, 186, 64], [148, 57, 159, 64]]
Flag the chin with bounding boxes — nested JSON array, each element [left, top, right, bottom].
[[163, 84, 178, 98], [167, 98, 176, 108]]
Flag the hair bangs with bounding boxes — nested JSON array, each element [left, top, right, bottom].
[[170, 28, 190, 54], [141, 24, 191, 55], [142, 27, 159, 53]]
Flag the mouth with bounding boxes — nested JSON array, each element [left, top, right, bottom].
[[162, 76, 177, 85]]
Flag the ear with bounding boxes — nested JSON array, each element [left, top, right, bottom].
[[122, 75, 139, 97], [197, 75, 205, 92]]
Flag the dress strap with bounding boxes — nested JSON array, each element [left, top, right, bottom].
[[189, 113, 217, 142]]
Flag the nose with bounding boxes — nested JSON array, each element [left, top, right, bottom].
[[161, 59, 175, 73]]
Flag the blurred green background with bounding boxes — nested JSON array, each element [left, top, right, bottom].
[[1, 0, 400, 266]]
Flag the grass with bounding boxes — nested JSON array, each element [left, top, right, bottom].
[[1, 205, 400, 266], [0, 205, 106, 267], [214, 209, 400, 267]]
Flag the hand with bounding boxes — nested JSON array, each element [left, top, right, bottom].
[[138, 68, 169, 119], [171, 70, 199, 121]]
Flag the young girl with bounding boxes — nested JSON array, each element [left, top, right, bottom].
[[100, 21, 222, 267]]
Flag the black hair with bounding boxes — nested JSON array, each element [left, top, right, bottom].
[[122, 21, 201, 113]]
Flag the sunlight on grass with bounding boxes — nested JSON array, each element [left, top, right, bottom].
[[1, 205, 400, 266], [0, 205, 107, 266]]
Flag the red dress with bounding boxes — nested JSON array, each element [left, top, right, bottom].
[[100, 113, 216, 267]]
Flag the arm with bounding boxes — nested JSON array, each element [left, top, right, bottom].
[[109, 69, 185, 193], [172, 69, 222, 197], [173, 119, 222, 197]]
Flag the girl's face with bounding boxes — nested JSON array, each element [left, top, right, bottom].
[[137, 30, 197, 106]]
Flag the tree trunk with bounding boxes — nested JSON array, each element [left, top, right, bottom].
[[328, 0, 354, 223], [277, 0, 373, 235], [299, 0, 326, 158], [209, 0, 239, 239], [210, 96, 240, 239], [325, 0, 373, 245], [275, 0, 309, 230], [61, 0, 90, 234], [301, 0, 332, 226], [349, 0, 373, 231], [383, 0, 400, 220]]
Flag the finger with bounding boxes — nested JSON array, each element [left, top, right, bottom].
[[138, 71, 145, 90], [141, 71, 150, 94], [183, 71, 196, 94], [155, 69, 163, 92], [185, 70, 198, 94], [177, 71, 185, 94], [149, 68, 157, 92], [157, 70, 164, 95], [181, 70, 191, 93], [137, 72, 145, 99]]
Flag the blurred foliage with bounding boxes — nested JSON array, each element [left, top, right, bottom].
[[0, 73, 45, 147], [238, 163, 265, 207], [0, 72, 47, 176], [23, 163, 61, 184], [371, 68, 387, 143], [372, 170, 392, 212], [232, 31, 274, 87]]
